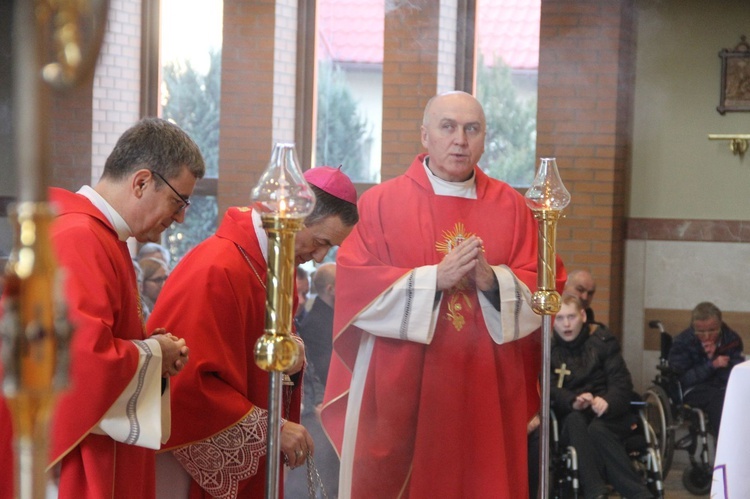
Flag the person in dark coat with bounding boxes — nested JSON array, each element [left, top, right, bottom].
[[285, 263, 340, 498], [550, 294, 652, 499], [668, 301, 744, 437]]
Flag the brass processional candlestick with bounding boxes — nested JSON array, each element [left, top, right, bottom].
[[2, 1, 109, 498], [524, 157, 570, 499], [251, 143, 315, 499]]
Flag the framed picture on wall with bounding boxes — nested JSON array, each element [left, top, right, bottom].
[[717, 35, 750, 114]]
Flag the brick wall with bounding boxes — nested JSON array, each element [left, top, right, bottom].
[[47, 0, 141, 190], [219, 0, 299, 213], [437, 0, 458, 93], [50, 83, 94, 191], [381, 0, 444, 182], [273, 0, 298, 145], [537, 0, 636, 332], [91, 0, 142, 183]]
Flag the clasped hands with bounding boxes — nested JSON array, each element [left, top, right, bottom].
[[436, 235, 495, 292], [572, 392, 609, 417], [151, 328, 190, 377]]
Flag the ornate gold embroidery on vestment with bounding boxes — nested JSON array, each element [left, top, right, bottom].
[[435, 222, 475, 331]]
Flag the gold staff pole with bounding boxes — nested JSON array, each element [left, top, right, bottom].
[[3, 1, 109, 498], [251, 143, 315, 499], [524, 157, 570, 499]]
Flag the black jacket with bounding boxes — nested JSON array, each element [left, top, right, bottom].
[[550, 324, 634, 420], [668, 322, 744, 391], [298, 297, 334, 406]]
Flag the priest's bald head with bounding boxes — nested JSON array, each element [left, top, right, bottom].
[[421, 91, 486, 182], [294, 166, 359, 264]]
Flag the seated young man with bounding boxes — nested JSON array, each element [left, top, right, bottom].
[[549, 294, 653, 499], [668, 301, 745, 437]]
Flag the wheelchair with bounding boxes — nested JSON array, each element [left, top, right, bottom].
[[642, 320, 713, 495], [549, 399, 664, 499]]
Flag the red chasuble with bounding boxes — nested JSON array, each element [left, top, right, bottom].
[[0, 366, 13, 499], [321, 154, 565, 499], [47, 188, 152, 499], [151, 208, 302, 499]]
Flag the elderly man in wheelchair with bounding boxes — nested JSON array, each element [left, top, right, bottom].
[[642, 302, 745, 494], [668, 301, 744, 439], [544, 294, 655, 499]]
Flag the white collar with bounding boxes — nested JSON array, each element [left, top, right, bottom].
[[422, 156, 477, 199], [77, 185, 133, 242], [251, 209, 269, 261]]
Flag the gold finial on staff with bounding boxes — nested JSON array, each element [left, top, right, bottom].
[[251, 143, 315, 499], [524, 157, 570, 499]]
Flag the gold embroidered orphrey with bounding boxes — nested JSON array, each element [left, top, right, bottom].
[[435, 222, 475, 331]]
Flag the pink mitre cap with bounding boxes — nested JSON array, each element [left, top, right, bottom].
[[303, 166, 357, 205]]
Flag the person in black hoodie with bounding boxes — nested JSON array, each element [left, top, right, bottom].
[[549, 294, 652, 499]]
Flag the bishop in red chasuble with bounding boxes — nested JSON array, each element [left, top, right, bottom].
[[150, 208, 304, 499], [152, 166, 358, 499]]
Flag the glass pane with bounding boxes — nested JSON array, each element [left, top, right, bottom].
[[476, 0, 540, 187], [316, 0, 384, 183], [160, 0, 223, 179], [165, 195, 219, 265], [159, 0, 223, 261]]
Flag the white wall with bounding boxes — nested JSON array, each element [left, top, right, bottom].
[[623, 240, 750, 391], [631, 0, 750, 220], [624, 0, 750, 390]]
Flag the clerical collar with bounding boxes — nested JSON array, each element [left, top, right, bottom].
[[251, 208, 269, 261], [77, 185, 132, 242], [422, 156, 477, 199]]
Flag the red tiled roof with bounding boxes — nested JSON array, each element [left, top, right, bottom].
[[476, 0, 540, 69], [317, 0, 540, 70], [318, 0, 385, 64]]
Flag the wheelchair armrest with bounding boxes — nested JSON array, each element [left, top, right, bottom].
[[656, 364, 677, 376]]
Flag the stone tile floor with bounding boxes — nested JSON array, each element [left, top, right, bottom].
[[662, 460, 709, 499], [610, 426, 713, 499]]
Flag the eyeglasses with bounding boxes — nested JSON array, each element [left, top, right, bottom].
[[150, 170, 191, 213]]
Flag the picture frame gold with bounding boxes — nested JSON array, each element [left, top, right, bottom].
[[717, 35, 750, 114]]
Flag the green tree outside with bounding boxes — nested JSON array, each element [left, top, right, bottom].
[[316, 62, 373, 183], [161, 51, 221, 264], [476, 57, 537, 187]]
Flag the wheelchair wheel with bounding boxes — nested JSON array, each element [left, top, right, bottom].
[[682, 463, 711, 495], [643, 385, 674, 477]]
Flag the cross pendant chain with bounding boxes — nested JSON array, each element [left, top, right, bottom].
[[235, 243, 266, 290]]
